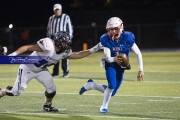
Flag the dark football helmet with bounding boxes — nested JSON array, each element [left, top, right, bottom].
[[54, 31, 71, 50]]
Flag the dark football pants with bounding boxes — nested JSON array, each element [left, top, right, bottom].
[[53, 59, 69, 75]]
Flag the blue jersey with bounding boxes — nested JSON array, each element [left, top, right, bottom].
[[100, 31, 135, 57], [100, 31, 135, 67]]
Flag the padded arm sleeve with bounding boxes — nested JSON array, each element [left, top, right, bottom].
[[103, 47, 114, 63], [131, 43, 143, 71]]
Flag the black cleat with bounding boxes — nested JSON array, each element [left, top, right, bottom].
[[63, 72, 69, 78], [51, 73, 60, 77], [43, 104, 58, 112]]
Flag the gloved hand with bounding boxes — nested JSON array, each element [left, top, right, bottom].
[[0, 46, 8, 55], [89, 42, 103, 53]]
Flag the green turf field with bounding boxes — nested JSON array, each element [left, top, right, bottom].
[[0, 51, 180, 120]]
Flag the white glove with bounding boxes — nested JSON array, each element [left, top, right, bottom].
[[8, 52, 17, 56], [89, 42, 103, 53], [1, 47, 8, 55]]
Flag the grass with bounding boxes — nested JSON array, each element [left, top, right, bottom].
[[0, 51, 180, 120]]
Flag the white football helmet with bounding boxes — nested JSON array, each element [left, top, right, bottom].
[[106, 17, 124, 40], [106, 17, 123, 29]]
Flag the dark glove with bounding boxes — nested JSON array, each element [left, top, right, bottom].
[[124, 64, 131, 70]]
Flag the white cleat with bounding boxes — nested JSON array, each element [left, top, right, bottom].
[[100, 106, 108, 113]]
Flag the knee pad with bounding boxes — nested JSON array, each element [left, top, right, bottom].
[[45, 91, 56, 98]]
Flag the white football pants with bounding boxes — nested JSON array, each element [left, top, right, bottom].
[[11, 64, 56, 96]]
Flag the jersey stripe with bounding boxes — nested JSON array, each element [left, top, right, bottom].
[[18, 68, 23, 92], [47, 13, 73, 39]]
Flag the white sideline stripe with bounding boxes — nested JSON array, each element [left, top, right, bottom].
[[145, 71, 180, 73], [25, 91, 180, 99], [148, 100, 176, 102], [0, 70, 180, 73], [0, 112, 175, 120], [79, 105, 99, 108], [148, 111, 173, 114], [113, 102, 142, 105], [1, 77, 180, 83]]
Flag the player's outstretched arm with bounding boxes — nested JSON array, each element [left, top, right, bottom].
[[131, 43, 144, 81], [68, 50, 91, 59], [68, 42, 103, 59], [8, 44, 43, 56]]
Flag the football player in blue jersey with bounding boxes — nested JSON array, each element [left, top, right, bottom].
[[79, 17, 144, 113]]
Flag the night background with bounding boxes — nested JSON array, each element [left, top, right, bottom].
[[0, 0, 180, 51]]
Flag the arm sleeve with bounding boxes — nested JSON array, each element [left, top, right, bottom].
[[104, 47, 114, 63], [131, 43, 143, 71]]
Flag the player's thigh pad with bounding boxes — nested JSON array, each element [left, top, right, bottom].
[[35, 70, 56, 93]]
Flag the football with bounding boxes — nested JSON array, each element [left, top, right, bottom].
[[116, 53, 129, 67]]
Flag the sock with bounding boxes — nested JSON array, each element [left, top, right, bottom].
[[84, 81, 95, 90], [101, 88, 114, 109], [44, 102, 52, 105], [84, 81, 107, 93], [94, 84, 107, 93]]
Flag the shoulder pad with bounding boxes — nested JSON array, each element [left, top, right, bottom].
[[37, 38, 54, 51]]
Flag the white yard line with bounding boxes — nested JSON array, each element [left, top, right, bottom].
[[1, 77, 180, 83], [148, 111, 173, 114], [0, 112, 175, 120], [113, 102, 142, 105], [24, 91, 180, 99], [148, 100, 176, 102], [79, 105, 100, 108], [0, 70, 180, 73]]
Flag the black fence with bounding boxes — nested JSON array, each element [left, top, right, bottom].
[[0, 23, 180, 52]]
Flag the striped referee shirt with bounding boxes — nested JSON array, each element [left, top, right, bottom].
[[47, 13, 73, 40]]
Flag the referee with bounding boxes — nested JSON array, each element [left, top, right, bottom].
[[47, 3, 73, 78]]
